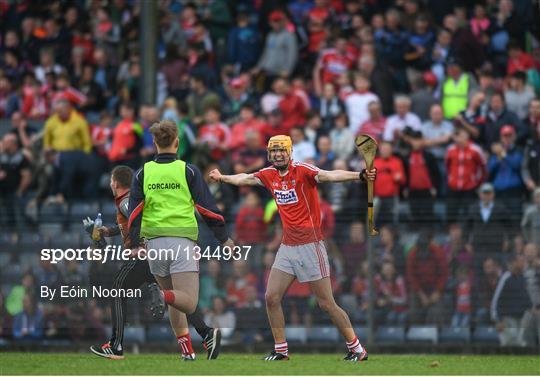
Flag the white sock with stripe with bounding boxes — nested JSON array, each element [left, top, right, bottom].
[[346, 336, 364, 353], [274, 341, 288, 356]]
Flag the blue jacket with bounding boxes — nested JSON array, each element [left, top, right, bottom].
[[488, 147, 524, 191], [226, 25, 261, 68]]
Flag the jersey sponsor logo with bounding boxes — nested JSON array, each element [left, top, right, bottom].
[[274, 189, 299, 205], [147, 182, 182, 190]]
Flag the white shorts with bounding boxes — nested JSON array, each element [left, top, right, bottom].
[[145, 237, 199, 277], [272, 240, 330, 283]]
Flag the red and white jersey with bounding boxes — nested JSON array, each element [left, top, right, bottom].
[[318, 48, 354, 84], [254, 162, 323, 246]]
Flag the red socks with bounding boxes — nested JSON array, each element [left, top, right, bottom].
[[177, 333, 195, 358], [161, 290, 175, 305]]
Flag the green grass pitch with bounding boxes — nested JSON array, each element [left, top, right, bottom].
[[0, 353, 539, 375]]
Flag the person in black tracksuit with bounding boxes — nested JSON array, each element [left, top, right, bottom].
[[89, 166, 221, 360]]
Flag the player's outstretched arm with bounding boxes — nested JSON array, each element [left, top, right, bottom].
[[208, 168, 262, 186], [317, 168, 377, 183]]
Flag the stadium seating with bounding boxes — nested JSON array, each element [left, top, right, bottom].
[[286, 326, 308, 344], [439, 327, 471, 344], [406, 326, 438, 344], [376, 326, 406, 344], [307, 327, 339, 343], [472, 327, 500, 345]]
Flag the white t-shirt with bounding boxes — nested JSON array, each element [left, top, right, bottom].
[[345, 91, 379, 135], [383, 112, 422, 141]]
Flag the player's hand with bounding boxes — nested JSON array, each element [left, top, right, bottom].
[[99, 227, 109, 237], [222, 238, 235, 249], [208, 168, 223, 183], [130, 245, 146, 258], [364, 168, 377, 181]]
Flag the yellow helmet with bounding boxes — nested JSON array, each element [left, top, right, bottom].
[[267, 135, 292, 168]]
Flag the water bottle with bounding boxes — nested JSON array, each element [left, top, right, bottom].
[[92, 213, 102, 241]]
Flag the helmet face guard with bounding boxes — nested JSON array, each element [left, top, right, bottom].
[[267, 135, 292, 170]]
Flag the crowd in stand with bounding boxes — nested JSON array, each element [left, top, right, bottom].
[[1, 0, 540, 347]]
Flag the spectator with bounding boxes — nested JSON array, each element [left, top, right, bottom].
[[475, 257, 502, 324], [345, 72, 379, 136], [522, 243, 540, 346], [253, 10, 298, 83], [487, 125, 524, 223], [383, 95, 422, 142], [359, 100, 387, 142], [484, 92, 527, 149], [466, 183, 510, 273], [403, 130, 440, 224], [422, 104, 454, 192], [313, 34, 354, 95], [232, 129, 267, 177], [0, 133, 32, 231], [34, 48, 64, 84], [21, 78, 49, 120], [507, 42, 537, 76], [524, 99, 540, 135], [317, 83, 346, 132], [0, 76, 18, 118], [410, 72, 438, 122], [491, 254, 531, 346], [315, 136, 335, 171], [199, 260, 226, 312], [8, 112, 37, 151], [441, 223, 473, 275], [186, 74, 221, 126], [197, 107, 231, 162], [445, 128, 486, 223], [407, 232, 448, 325], [229, 104, 267, 151], [374, 141, 406, 224], [161, 98, 196, 161], [455, 91, 487, 143], [108, 102, 142, 169], [441, 57, 477, 120], [290, 127, 316, 163], [339, 222, 366, 279], [0, 292, 13, 339], [430, 28, 452, 83], [226, 10, 261, 72], [329, 112, 355, 160], [12, 293, 43, 340], [226, 260, 258, 308], [451, 266, 473, 327], [234, 284, 265, 345], [505, 71, 536, 121], [204, 295, 236, 341], [274, 78, 306, 134], [521, 188, 540, 246], [375, 261, 408, 325], [234, 190, 267, 246], [78, 64, 105, 120], [358, 54, 394, 116], [469, 3, 490, 39]]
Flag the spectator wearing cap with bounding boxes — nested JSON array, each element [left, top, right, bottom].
[[441, 57, 478, 120], [252, 10, 298, 85], [226, 10, 261, 72], [445, 127, 487, 223], [221, 74, 257, 119], [465, 182, 510, 274], [504, 71, 536, 121], [383, 95, 422, 142], [403, 130, 440, 225], [521, 188, 540, 246], [488, 125, 524, 204], [410, 72, 438, 122], [484, 92, 527, 149]]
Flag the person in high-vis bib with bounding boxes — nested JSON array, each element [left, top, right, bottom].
[[441, 57, 477, 119], [126, 120, 234, 361]]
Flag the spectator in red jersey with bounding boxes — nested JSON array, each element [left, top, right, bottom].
[[358, 100, 387, 142], [21, 78, 49, 120], [374, 141, 406, 224], [229, 104, 268, 151], [451, 265, 473, 327], [226, 259, 258, 308], [197, 107, 231, 162], [403, 130, 440, 225], [507, 42, 537, 76], [89, 111, 113, 174], [313, 34, 354, 95], [274, 78, 306, 133], [108, 102, 142, 169], [445, 127, 487, 223], [235, 190, 267, 247], [407, 232, 448, 325], [375, 261, 408, 325], [52, 73, 87, 108]]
